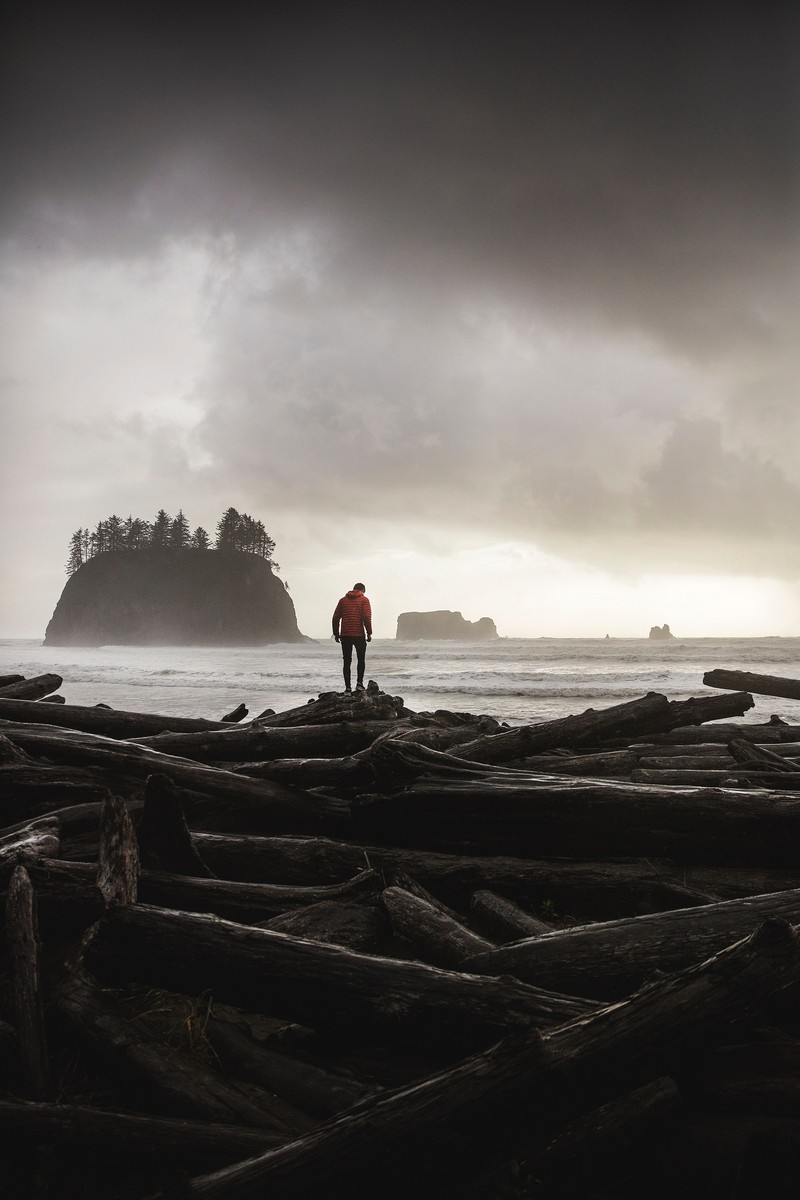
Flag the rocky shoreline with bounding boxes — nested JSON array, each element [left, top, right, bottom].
[[2, 668, 800, 1196]]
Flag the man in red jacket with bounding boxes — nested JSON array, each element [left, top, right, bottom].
[[332, 582, 372, 694]]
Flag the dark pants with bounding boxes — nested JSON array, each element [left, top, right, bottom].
[[340, 636, 367, 688]]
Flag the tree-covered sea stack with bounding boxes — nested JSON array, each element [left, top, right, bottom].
[[46, 508, 304, 646]]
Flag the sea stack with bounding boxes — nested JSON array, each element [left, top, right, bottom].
[[44, 549, 306, 646], [396, 610, 499, 640], [648, 623, 675, 640]]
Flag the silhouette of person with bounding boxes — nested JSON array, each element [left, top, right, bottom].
[[332, 582, 372, 693]]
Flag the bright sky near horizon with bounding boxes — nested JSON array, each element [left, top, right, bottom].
[[2, 3, 799, 639]]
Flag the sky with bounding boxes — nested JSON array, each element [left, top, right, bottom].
[[2, 1, 799, 640]]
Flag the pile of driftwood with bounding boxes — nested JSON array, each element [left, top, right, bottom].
[[3, 666, 800, 1198]]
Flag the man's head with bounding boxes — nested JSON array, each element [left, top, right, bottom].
[[353, 582, 365, 592]]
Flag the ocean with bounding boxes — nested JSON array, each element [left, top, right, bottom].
[[3, 637, 800, 727]]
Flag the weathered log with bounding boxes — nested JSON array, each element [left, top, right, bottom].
[[0, 722, 348, 834], [136, 719, 404, 763], [462, 887, 800, 999], [449, 693, 672, 764], [448, 692, 754, 766], [5, 866, 50, 1099], [258, 899, 390, 953], [0, 1097, 284, 1167], [0, 761, 122, 818], [627, 721, 800, 746], [0, 673, 62, 701], [0, 697, 232, 736], [0, 674, 24, 688], [205, 1016, 375, 1117], [630, 768, 736, 785], [190, 832, 765, 915], [470, 890, 552, 941], [96, 792, 138, 906], [704, 668, 800, 702], [24, 859, 385, 927], [380, 885, 495, 968], [138, 773, 216, 877], [663, 691, 757, 725], [82, 904, 599, 1040], [232, 754, 372, 789], [52, 970, 314, 1132], [222, 704, 248, 723], [353, 773, 800, 864], [511, 748, 639, 776], [163, 919, 800, 1200], [255, 689, 405, 727], [0, 820, 60, 879]]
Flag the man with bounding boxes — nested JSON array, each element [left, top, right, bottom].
[[332, 582, 372, 694]]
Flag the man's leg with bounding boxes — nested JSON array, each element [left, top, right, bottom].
[[354, 637, 367, 688], [340, 637, 354, 691]]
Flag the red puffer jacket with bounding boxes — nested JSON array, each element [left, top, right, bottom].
[[332, 590, 372, 637]]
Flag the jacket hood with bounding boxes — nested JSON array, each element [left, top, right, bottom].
[[346, 589, 365, 598]]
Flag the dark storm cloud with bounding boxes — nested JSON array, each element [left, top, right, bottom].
[[3, 1, 799, 579]]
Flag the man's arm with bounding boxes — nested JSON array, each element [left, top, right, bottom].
[[332, 601, 342, 641], [363, 598, 373, 640]]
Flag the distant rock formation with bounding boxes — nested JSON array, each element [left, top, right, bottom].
[[44, 549, 306, 646], [648, 623, 675, 640], [396, 610, 499, 640]]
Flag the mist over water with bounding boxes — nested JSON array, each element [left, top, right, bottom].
[[3, 637, 800, 726]]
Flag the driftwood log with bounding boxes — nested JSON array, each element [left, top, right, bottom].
[[353, 772, 800, 863], [0, 697, 231, 736], [704, 668, 800, 702], [0, 674, 62, 701], [82, 903, 598, 1039]]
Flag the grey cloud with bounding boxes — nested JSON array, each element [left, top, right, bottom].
[[3, 1, 799, 586]]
